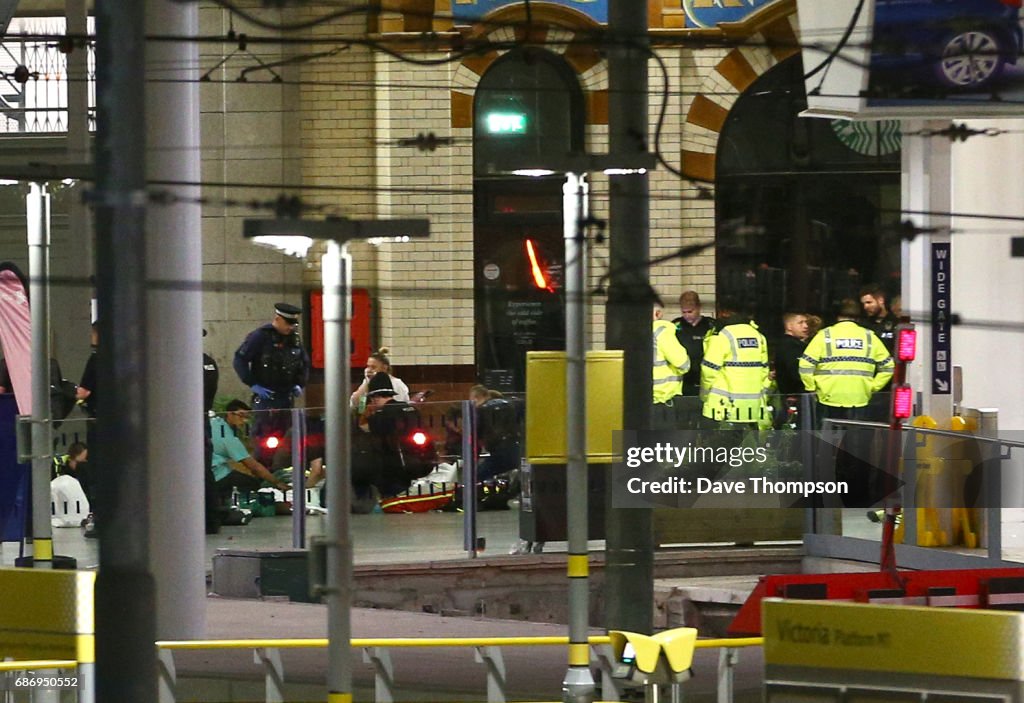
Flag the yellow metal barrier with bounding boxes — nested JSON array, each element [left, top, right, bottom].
[[156, 635, 763, 650], [0, 660, 77, 672], [154, 634, 763, 703]]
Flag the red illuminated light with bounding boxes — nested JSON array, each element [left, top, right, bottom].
[[892, 385, 914, 419], [410, 431, 429, 447], [524, 239, 553, 291], [263, 435, 281, 450], [897, 326, 917, 363]]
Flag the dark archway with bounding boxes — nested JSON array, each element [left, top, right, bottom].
[[472, 48, 585, 391], [715, 56, 902, 341]]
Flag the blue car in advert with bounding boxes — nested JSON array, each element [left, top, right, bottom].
[[871, 0, 1023, 92]]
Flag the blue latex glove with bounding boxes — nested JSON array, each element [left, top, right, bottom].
[[292, 385, 303, 398], [251, 384, 274, 400]]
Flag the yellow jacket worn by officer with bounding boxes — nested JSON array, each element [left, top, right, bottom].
[[653, 306, 691, 404], [799, 316, 894, 408], [700, 317, 770, 423]]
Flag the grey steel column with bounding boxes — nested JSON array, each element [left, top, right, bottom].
[[323, 241, 354, 700], [562, 172, 595, 703], [63, 0, 91, 368], [145, 0, 205, 640], [605, 0, 654, 633], [94, 1, 156, 701], [27, 183, 53, 568]]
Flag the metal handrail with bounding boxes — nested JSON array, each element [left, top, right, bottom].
[[0, 660, 76, 672], [827, 418, 1024, 449], [156, 635, 764, 650]]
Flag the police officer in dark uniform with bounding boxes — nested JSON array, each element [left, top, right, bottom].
[[363, 372, 432, 498], [233, 303, 310, 461], [859, 285, 898, 421]]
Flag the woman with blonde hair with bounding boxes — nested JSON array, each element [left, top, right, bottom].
[[351, 347, 410, 409]]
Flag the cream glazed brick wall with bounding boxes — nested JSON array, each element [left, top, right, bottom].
[[297, 7, 379, 296], [648, 47, 689, 306], [199, 4, 307, 399], [374, 54, 474, 367]]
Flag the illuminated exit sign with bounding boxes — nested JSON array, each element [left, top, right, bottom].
[[485, 112, 528, 135]]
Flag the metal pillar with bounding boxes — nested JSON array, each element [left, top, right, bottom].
[[94, 1, 156, 700], [901, 119, 952, 424], [27, 183, 53, 568], [323, 241, 354, 702], [605, 0, 654, 634], [146, 0, 205, 640], [563, 173, 595, 703]]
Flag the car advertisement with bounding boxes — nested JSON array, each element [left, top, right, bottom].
[[867, 0, 1024, 106], [798, 0, 1024, 118]]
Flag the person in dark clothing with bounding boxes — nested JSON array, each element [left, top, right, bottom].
[[75, 322, 99, 537], [774, 312, 809, 396], [233, 302, 310, 462], [470, 385, 521, 482], [363, 372, 432, 498], [773, 312, 810, 429], [203, 328, 221, 533], [859, 284, 898, 420], [671, 290, 716, 397], [859, 284, 898, 354]]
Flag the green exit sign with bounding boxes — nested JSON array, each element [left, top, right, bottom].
[[485, 111, 527, 135]]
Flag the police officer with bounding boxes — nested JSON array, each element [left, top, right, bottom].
[[859, 284, 898, 353], [671, 290, 715, 397], [233, 303, 310, 460], [801, 300, 894, 505], [364, 372, 430, 498], [700, 303, 770, 428], [653, 299, 691, 429], [800, 299, 894, 426]]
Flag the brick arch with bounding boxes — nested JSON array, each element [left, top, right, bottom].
[[680, 0, 800, 183], [449, 19, 608, 130]]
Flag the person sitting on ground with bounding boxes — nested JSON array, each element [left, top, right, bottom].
[[350, 347, 410, 410], [210, 399, 290, 500]]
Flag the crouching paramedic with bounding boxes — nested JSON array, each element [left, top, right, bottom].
[[211, 399, 290, 500]]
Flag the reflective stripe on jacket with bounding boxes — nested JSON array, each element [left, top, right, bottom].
[[700, 321, 770, 423], [653, 319, 691, 404], [798, 320, 895, 408]]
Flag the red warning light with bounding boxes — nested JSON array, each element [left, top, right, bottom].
[[524, 239, 552, 291], [410, 430, 429, 447], [263, 435, 281, 450], [892, 385, 914, 419], [897, 326, 917, 363]]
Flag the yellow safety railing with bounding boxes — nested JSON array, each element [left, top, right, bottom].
[[0, 660, 77, 672], [154, 634, 764, 703], [156, 635, 763, 650]]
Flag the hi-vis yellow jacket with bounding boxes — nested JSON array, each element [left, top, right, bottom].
[[653, 319, 690, 404], [700, 321, 770, 423], [799, 320, 895, 408]]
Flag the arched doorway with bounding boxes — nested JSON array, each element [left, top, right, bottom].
[[715, 56, 902, 341], [472, 48, 585, 391]]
